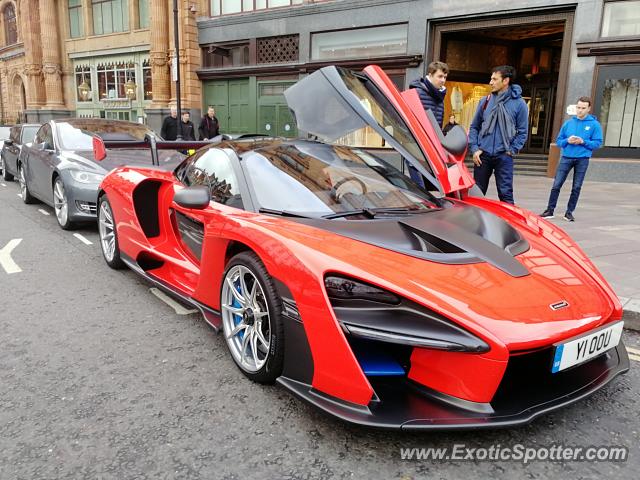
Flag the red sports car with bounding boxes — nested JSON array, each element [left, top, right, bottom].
[[95, 65, 628, 430]]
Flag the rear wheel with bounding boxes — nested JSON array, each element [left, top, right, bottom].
[[53, 177, 76, 230], [18, 163, 35, 204], [221, 252, 285, 383], [98, 195, 125, 269]]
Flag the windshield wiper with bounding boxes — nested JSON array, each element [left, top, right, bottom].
[[322, 207, 441, 219], [258, 208, 314, 219]]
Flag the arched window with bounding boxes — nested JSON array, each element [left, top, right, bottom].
[[3, 3, 17, 45]]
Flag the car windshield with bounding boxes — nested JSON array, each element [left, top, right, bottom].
[[243, 142, 440, 216], [0, 127, 10, 140], [56, 121, 153, 151], [21, 126, 40, 144]]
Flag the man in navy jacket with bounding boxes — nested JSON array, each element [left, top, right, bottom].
[[468, 65, 529, 204], [541, 97, 603, 221], [407, 61, 448, 187]]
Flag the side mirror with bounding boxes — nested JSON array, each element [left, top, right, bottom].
[[40, 142, 54, 151], [174, 186, 211, 210], [4, 139, 13, 147], [93, 136, 107, 161]]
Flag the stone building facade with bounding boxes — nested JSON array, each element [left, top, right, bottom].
[[0, 0, 205, 133]]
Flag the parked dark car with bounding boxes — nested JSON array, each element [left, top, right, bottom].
[[0, 125, 11, 169], [18, 118, 178, 229], [1, 124, 41, 181]]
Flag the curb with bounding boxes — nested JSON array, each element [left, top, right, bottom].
[[621, 297, 640, 332]]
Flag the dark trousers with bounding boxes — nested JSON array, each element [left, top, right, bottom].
[[546, 156, 589, 214], [473, 152, 514, 204]]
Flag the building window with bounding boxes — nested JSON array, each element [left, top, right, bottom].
[[202, 42, 250, 68], [97, 62, 137, 100], [600, 76, 640, 148], [138, 0, 149, 29], [601, 1, 640, 37], [69, 0, 84, 38], [3, 3, 17, 45], [210, 0, 303, 16], [142, 59, 152, 100], [311, 24, 408, 61], [93, 0, 130, 35]]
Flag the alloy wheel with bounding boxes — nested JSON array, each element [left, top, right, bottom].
[[221, 265, 272, 373]]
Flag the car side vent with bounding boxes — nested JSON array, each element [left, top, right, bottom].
[[132, 180, 161, 238]]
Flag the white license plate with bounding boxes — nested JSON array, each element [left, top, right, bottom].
[[551, 321, 623, 373]]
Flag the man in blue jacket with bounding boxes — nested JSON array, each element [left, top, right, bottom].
[[468, 65, 529, 204], [541, 97, 603, 221]]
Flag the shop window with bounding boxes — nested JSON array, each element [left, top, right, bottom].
[[311, 24, 408, 61], [599, 74, 640, 148], [211, 0, 303, 16], [601, 1, 640, 38], [142, 60, 152, 100], [75, 65, 92, 102], [138, 0, 149, 29], [97, 62, 137, 100], [257, 35, 299, 64], [202, 42, 250, 68], [93, 0, 130, 35], [68, 0, 84, 38], [3, 3, 17, 45]]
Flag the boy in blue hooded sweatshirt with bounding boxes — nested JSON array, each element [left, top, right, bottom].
[[541, 97, 603, 222], [469, 65, 529, 205]]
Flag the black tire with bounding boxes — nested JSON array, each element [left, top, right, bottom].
[[1, 155, 14, 181], [97, 195, 125, 269], [220, 251, 285, 384], [18, 163, 36, 204], [53, 177, 77, 230]]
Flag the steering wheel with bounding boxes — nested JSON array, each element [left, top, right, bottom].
[[330, 176, 368, 201]]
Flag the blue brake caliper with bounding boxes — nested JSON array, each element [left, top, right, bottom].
[[232, 279, 244, 341]]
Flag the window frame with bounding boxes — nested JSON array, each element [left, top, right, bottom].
[[209, 0, 305, 17], [599, 0, 640, 40], [3, 3, 17, 45], [92, 0, 130, 36]]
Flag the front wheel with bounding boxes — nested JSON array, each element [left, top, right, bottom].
[[53, 177, 76, 230], [98, 195, 125, 269], [18, 163, 35, 204], [220, 252, 285, 384]]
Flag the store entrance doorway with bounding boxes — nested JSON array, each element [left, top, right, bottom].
[[431, 12, 574, 155]]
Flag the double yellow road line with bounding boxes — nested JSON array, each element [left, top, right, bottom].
[[627, 346, 640, 362]]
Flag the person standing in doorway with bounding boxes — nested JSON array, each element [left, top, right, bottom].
[[468, 65, 529, 204], [198, 106, 220, 141], [407, 61, 449, 187], [540, 97, 602, 222], [442, 114, 459, 136]]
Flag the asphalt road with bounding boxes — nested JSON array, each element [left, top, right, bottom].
[[0, 178, 638, 480]]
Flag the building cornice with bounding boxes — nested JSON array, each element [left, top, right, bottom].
[[68, 45, 151, 59], [576, 39, 640, 57], [196, 54, 423, 79]]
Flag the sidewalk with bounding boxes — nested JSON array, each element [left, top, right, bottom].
[[484, 174, 640, 331]]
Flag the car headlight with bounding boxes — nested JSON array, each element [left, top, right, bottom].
[[325, 275, 400, 304], [69, 170, 105, 184], [325, 274, 489, 352]]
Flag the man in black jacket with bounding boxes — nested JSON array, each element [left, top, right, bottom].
[[160, 106, 178, 140], [198, 106, 220, 140], [180, 111, 196, 141]]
